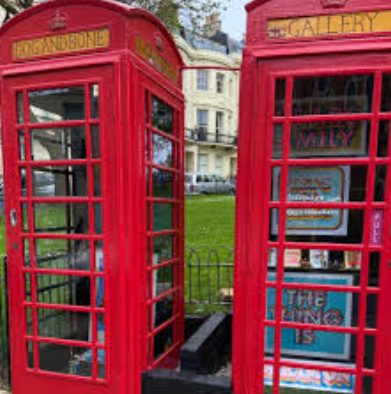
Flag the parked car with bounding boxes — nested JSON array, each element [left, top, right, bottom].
[[185, 173, 235, 195]]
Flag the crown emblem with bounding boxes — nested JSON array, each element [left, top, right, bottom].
[[322, 0, 348, 8], [154, 33, 165, 52], [49, 10, 69, 31]]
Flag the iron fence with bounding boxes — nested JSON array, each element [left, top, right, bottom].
[[0, 256, 10, 389], [185, 245, 234, 313]]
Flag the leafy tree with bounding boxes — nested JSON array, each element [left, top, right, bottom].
[[0, 0, 228, 34]]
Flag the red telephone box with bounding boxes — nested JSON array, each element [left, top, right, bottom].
[[234, 0, 391, 393], [0, 1, 184, 394]]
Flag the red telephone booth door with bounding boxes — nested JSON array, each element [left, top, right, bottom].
[[235, 53, 391, 394], [2, 64, 123, 394]]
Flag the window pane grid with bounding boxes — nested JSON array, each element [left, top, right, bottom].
[[16, 82, 107, 381], [264, 72, 388, 393]]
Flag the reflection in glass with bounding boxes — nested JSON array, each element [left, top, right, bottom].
[[31, 127, 86, 161], [22, 203, 29, 232], [39, 343, 91, 377], [33, 203, 89, 234], [19, 131, 25, 160], [153, 170, 173, 198], [94, 166, 101, 197], [152, 97, 173, 134], [374, 166, 387, 201], [378, 121, 390, 157], [24, 239, 30, 267], [36, 274, 91, 306], [154, 324, 173, 359], [20, 168, 27, 196], [35, 239, 90, 270], [25, 274, 32, 301], [25, 308, 33, 335], [153, 134, 173, 167], [153, 295, 174, 328], [17, 92, 24, 124], [90, 84, 99, 119], [153, 235, 174, 264], [97, 314, 105, 344], [274, 79, 286, 116], [381, 74, 391, 112], [36, 309, 90, 342], [32, 166, 87, 197], [91, 125, 101, 158], [272, 125, 283, 159], [29, 87, 85, 123], [95, 203, 103, 234], [292, 75, 373, 115], [153, 204, 173, 231], [289, 121, 369, 158], [149, 265, 174, 297], [27, 342, 34, 369]]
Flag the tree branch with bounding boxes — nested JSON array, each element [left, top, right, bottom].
[[0, 0, 20, 15]]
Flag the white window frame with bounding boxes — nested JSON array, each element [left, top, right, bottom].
[[216, 73, 225, 94], [197, 70, 209, 91]]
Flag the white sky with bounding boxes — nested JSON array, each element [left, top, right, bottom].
[[221, 0, 249, 41]]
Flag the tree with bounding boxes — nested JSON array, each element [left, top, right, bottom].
[[0, 0, 228, 34]]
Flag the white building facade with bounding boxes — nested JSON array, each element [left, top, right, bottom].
[[175, 34, 242, 180]]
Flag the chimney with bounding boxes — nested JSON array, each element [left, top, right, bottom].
[[204, 13, 222, 38]]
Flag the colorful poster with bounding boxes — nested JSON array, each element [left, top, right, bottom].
[[272, 166, 350, 236], [370, 210, 384, 245], [264, 363, 355, 393], [266, 272, 353, 360]]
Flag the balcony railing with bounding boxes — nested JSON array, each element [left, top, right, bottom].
[[185, 127, 238, 146]]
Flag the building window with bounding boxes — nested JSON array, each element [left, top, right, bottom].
[[216, 111, 224, 141], [197, 109, 209, 141], [197, 70, 209, 91], [198, 154, 209, 173], [216, 73, 225, 94], [215, 155, 222, 175]]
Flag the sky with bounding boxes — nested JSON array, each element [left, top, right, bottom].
[[221, 0, 248, 41]]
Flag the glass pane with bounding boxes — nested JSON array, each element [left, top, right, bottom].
[[23, 239, 30, 267], [153, 170, 174, 198], [31, 127, 86, 161], [24, 274, 32, 301], [17, 92, 24, 124], [39, 343, 91, 377], [90, 84, 99, 119], [153, 295, 174, 329], [95, 203, 102, 234], [274, 79, 285, 116], [32, 166, 87, 197], [20, 168, 27, 197], [27, 341, 34, 369], [19, 131, 25, 160], [97, 314, 105, 344], [378, 121, 390, 157], [91, 125, 101, 158], [293, 75, 373, 115], [153, 204, 173, 231], [22, 203, 29, 232], [149, 265, 174, 297], [374, 166, 387, 201], [381, 74, 391, 112], [153, 134, 173, 167], [154, 324, 173, 360], [94, 166, 101, 197], [36, 309, 90, 342], [35, 239, 90, 270], [290, 121, 370, 158], [152, 97, 173, 134], [153, 235, 174, 264], [36, 274, 91, 306], [29, 87, 85, 123], [97, 349, 106, 379], [33, 203, 89, 234]]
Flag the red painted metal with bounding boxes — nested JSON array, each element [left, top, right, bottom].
[[235, 1, 391, 394], [0, 1, 184, 394]]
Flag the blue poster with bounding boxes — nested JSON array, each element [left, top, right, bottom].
[[266, 272, 353, 360]]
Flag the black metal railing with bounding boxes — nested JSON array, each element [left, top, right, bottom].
[[185, 245, 234, 314], [0, 256, 10, 389], [185, 127, 238, 146]]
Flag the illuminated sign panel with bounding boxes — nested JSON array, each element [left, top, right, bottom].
[[13, 28, 110, 60], [267, 10, 391, 39]]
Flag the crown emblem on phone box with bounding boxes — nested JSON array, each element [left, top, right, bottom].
[[322, 0, 348, 8]]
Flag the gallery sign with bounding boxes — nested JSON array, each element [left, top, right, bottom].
[[267, 10, 391, 39]]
